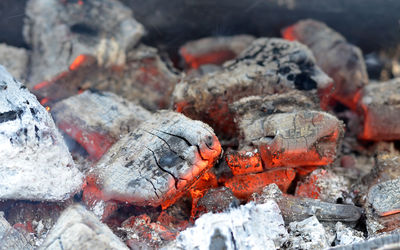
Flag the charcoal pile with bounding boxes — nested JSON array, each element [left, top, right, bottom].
[[2, 0, 400, 249]]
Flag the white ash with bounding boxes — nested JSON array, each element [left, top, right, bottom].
[[334, 222, 364, 247], [39, 204, 128, 250], [0, 43, 29, 82], [170, 200, 288, 250], [0, 212, 33, 249], [0, 66, 83, 201], [24, 0, 144, 84], [287, 216, 330, 249]]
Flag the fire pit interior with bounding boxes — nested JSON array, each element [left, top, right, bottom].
[[1, 0, 400, 249]]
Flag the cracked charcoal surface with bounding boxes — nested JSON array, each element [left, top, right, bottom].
[[0, 65, 83, 201], [169, 200, 288, 249], [24, 0, 144, 85], [368, 177, 400, 216], [39, 204, 128, 250], [172, 38, 332, 138], [91, 111, 221, 208]]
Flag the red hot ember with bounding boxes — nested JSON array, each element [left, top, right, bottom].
[[282, 19, 368, 110], [179, 35, 255, 69]]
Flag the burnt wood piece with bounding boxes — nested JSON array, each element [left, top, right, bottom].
[[51, 90, 152, 160], [89, 111, 222, 209], [282, 19, 368, 110], [39, 205, 128, 250], [179, 35, 255, 69], [358, 78, 400, 140], [0, 66, 83, 201], [232, 93, 343, 168], [173, 38, 332, 139], [256, 184, 363, 224], [31, 45, 179, 111], [24, 0, 144, 86]]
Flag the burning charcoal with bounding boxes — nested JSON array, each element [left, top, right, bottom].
[[231, 92, 344, 168], [170, 200, 288, 249], [225, 148, 263, 175], [0, 212, 33, 249], [192, 187, 239, 218], [0, 66, 83, 201], [51, 90, 152, 160], [282, 19, 368, 110], [358, 78, 400, 140], [88, 111, 222, 209], [295, 169, 350, 203], [40, 204, 128, 249], [121, 214, 178, 248], [32, 45, 179, 111], [234, 107, 344, 168], [332, 233, 400, 250], [287, 216, 330, 249], [0, 43, 29, 82], [188, 171, 218, 217], [179, 35, 255, 69], [224, 169, 296, 200], [24, 0, 144, 84], [173, 38, 332, 138], [334, 222, 364, 247], [368, 177, 400, 217], [256, 184, 363, 224]]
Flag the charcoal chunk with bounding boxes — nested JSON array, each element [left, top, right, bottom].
[[173, 38, 332, 138], [89, 111, 222, 208]]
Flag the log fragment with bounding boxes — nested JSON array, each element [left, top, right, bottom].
[[179, 35, 255, 69], [282, 19, 368, 110], [51, 90, 152, 160], [173, 38, 332, 138], [24, 0, 144, 85], [0, 66, 83, 201], [39, 205, 128, 250], [358, 78, 400, 140], [89, 111, 222, 209]]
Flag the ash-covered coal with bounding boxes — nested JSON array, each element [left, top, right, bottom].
[[0, 66, 83, 201]]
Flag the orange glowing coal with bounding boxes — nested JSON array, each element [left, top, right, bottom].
[[180, 47, 236, 69]]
